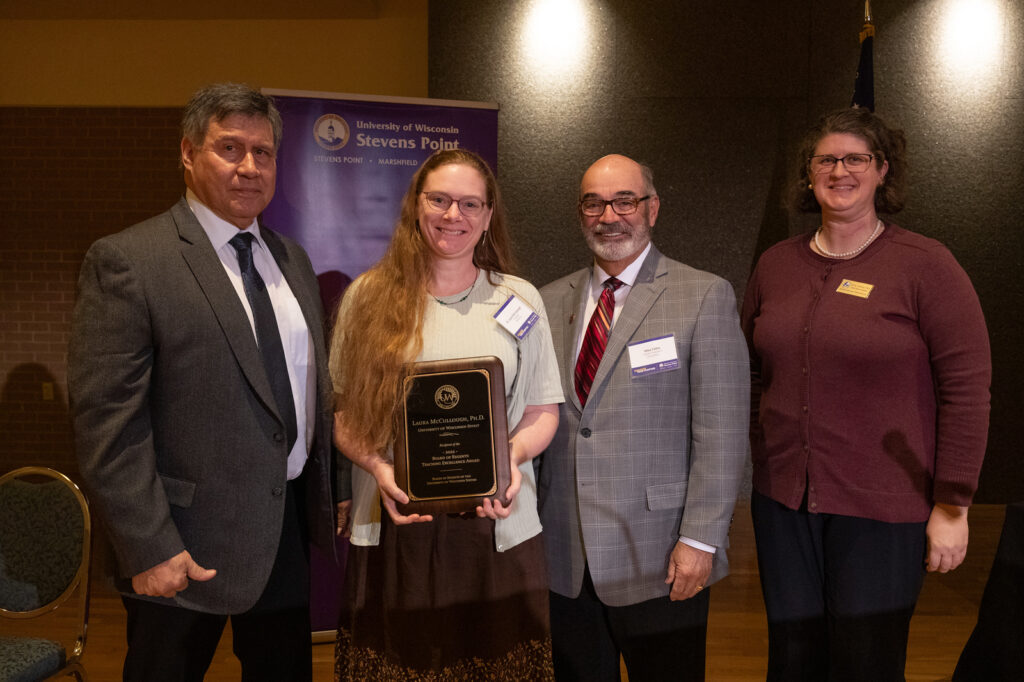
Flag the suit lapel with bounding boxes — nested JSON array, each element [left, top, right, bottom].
[[264, 223, 334, 528], [172, 199, 280, 420], [262, 227, 315, 343], [263, 226, 328, 413], [588, 247, 667, 398]]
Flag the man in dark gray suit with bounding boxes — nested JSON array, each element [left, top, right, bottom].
[[68, 83, 343, 681], [538, 154, 749, 681]]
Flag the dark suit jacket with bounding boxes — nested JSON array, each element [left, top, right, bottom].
[[68, 197, 338, 614], [538, 246, 749, 607]]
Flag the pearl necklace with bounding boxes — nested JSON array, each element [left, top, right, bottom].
[[814, 219, 883, 259]]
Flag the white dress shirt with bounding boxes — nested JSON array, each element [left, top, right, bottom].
[[573, 242, 653, 361], [186, 190, 315, 480]]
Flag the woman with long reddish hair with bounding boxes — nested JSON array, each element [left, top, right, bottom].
[[330, 149, 562, 679]]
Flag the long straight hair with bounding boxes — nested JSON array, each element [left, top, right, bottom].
[[329, 149, 515, 454]]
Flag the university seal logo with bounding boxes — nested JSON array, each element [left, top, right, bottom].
[[313, 114, 349, 151], [434, 385, 460, 410]]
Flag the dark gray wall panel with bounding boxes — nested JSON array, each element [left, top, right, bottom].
[[430, 0, 1024, 502]]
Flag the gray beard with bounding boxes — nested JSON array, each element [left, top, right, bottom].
[[583, 221, 651, 264]]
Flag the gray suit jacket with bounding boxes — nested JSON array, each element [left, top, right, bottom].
[[538, 245, 749, 607], [68, 197, 339, 614]]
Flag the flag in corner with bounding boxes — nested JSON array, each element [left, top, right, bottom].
[[851, 0, 875, 111]]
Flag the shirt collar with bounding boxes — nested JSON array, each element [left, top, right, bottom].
[[185, 188, 264, 252], [591, 241, 652, 292]]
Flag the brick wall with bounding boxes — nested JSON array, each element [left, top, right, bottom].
[[0, 107, 183, 478]]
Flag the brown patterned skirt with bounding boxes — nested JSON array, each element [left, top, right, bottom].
[[335, 513, 554, 681]]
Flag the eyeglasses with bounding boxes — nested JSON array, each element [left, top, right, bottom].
[[808, 153, 876, 174], [579, 195, 651, 217], [421, 191, 488, 217]]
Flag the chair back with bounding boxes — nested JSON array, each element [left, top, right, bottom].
[[0, 466, 91, 676]]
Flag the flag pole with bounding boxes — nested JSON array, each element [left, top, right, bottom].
[[852, 0, 876, 111], [860, 1, 875, 43]]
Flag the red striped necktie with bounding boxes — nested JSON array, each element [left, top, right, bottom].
[[574, 276, 625, 405]]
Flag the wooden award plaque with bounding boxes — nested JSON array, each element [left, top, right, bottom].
[[393, 356, 511, 515]]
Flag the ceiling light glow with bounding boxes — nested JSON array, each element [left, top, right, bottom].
[[522, 0, 588, 77], [941, 0, 1002, 77]]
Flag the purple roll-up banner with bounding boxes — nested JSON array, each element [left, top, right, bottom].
[[261, 89, 499, 639]]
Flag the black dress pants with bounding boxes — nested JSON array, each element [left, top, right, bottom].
[[953, 502, 1024, 682], [122, 478, 312, 682], [549, 564, 710, 682], [751, 491, 927, 682]]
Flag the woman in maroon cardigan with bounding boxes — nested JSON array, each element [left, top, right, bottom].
[[741, 108, 991, 682]]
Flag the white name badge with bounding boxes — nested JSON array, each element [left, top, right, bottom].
[[494, 295, 539, 340], [628, 334, 679, 377]]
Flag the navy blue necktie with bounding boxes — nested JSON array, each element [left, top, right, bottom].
[[229, 233, 298, 451]]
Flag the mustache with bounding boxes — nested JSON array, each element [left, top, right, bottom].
[[590, 222, 631, 235]]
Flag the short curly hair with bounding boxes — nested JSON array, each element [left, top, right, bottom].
[[790, 108, 907, 215]]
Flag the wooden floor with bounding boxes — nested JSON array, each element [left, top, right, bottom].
[[69, 503, 1005, 681]]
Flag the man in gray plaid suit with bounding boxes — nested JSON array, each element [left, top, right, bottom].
[[538, 154, 749, 681]]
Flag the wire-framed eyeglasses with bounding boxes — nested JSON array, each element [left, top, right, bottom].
[[421, 191, 488, 217]]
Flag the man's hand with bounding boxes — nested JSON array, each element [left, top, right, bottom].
[[131, 550, 216, 598], [336, 500, 353, 537], [664, 542, 713, 601], [926, 503, 969, 573]]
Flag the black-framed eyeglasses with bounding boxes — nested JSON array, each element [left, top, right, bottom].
[[421, 191, 488, 217], [579, 195, 651, 217], [808, 153, 876, 174]]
